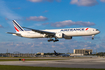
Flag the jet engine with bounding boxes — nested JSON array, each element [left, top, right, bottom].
[[64, 36, 72, 39], [43, 34, 46, 37], [55, 33, 72, 39], [55, 33, 64, 38]]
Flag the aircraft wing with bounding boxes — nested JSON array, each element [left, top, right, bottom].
[[23, 27, 55, 35]]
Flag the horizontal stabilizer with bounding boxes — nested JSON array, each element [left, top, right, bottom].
[[6, 32, 21, 36]]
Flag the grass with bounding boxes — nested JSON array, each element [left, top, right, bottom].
[[0, 65, 105, 70], [0, 59, 63, 61]]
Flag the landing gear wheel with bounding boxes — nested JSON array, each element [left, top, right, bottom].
[[92, 37, 94, 40], [53, 39, 59, 42], [55, 39, 59, 41], [48, 39, 54, 42], [53, 40, 56, 42], [48, 40, 50, 42]]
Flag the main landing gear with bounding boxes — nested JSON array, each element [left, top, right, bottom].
[[92, 35, 94, 40], [48, 38, 59, 42], [92, 37, 94, 40]]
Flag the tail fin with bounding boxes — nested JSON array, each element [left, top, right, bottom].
[[12, 20, 24, 32], [54, 50, 58, 56]]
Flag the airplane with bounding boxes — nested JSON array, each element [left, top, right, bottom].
[[54, 50, 70, 57], [54, 50, 63, 56], [7, 20, 100, 42]]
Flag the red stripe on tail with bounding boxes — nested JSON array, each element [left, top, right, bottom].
[[14, 26, 19, 32]]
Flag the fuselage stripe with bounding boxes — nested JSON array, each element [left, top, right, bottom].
[[86, 28, 89, 31]]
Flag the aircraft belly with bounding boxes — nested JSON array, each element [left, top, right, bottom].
[[30, 34, 43, 38], [64, 31, 93, 36], [22, 33, 43, 38]]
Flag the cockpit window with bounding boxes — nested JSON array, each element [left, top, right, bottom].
[[96, 29, 99, 31]]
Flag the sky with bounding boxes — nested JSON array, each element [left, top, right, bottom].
[[0, 0, 105, 53]]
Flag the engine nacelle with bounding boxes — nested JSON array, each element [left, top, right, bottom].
[[55, 33, 72, 39], [64, 36, 72, 39], [55, 33, 64, 38], [43, 34, 46, 37]]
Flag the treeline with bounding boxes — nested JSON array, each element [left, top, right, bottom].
[[36, 53, 64, 55], [92, 52, 105, 56]]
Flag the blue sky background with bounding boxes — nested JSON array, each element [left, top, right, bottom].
[[0, 0, 105, 53]]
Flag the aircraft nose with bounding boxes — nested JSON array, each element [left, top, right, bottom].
[[96, 29, 100, 34], [97, 30, 100, 34], [98, 31, 100, 33]]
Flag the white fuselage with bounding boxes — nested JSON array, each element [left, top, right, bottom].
[[13, 28, 100, 38]]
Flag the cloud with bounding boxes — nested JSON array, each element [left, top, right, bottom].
[[56, 0, 61, 2], [51, 20, 95, 27], [52, 45, 56, 48], [70, 0, 98, 6], [0, 36, 104, 53], [42, 22, 49, 25], [43, 10, 48, 13], [0, 38, 104, 53], [26, 16, 48, 21], [82, 36, 92, 40], [28, 0, 61, 3], [5, 18, 9, 20], [46, 0, 53, 2], [0, 0, 22, 27], [34, 23, 42, 26], [100, 0, 105, 2], [0, 25, 3, 28], [46, 0, 61, 2], [0, 0, 21, 20], [28, 0, 43, 2], [13, 7, 21, 9]]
